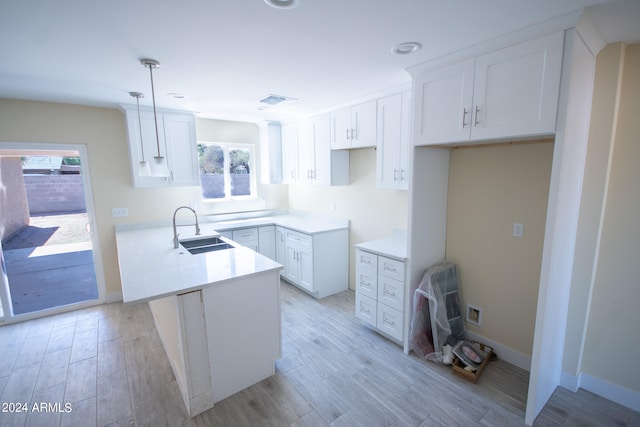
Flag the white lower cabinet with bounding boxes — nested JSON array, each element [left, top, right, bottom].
[[275, 226, 286, 275], [149, 291, 213, 416], [282, 228, 349, 298], [221, 226, 275, 257], [284, 229, 313, 292], [231, 227, 259, 251], [355, 248, 406, 343], [218, 223, 348, 299], [258, 226, 276, 259], [148, 269, 282, 416]]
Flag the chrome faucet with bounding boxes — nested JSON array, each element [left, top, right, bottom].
[[172, 206, 201, 248]]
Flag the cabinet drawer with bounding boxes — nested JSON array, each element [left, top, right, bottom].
[[355, 249, 378, 275], [377, 276, 405, 312], [355, 293, 377, 327], [232, 227, 259, 243], [355, 270, 377, 300], [378, 256, 405, 282], [286, 230, 312, 248], [377, 303, 403, 342]]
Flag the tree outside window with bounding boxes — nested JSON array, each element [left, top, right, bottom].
[[198, 143, 255, 199]]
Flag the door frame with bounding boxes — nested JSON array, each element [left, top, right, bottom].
[[0, 141, 106, 324]]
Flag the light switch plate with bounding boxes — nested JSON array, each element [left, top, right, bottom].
[[112, 207, 129, 218], [513, 222, 524, 238]]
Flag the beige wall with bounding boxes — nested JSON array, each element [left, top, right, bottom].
[[287, 147, 409, 290], [445, 140, 553, 356], [0, 99, 288, 298], [581, 43, 640, 392], [0, 157, 30, 241]]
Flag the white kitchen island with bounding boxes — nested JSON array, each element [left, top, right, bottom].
[[115, 223, 283, 417]]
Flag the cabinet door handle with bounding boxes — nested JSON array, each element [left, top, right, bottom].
[[346, 128, 351, 140], [400, 169, 405, 181], [393, 169, 398, 182], [351, 128, 357, 140], [462, 108, 468, 128], [474, 105, 480, 127]]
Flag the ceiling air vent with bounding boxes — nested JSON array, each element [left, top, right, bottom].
[[257, 94, 297, 110]]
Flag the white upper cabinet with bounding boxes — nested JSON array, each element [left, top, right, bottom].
[[376, 91, 411, 190], [123, 106, 199, 188], [281, 122, 299, 184], [414, 31, 564, 146], [296, 118, 315, 184], [163, 113, 199, 186], [292, 114, 349, 186], [258, 121, 283, 184], [414, 59, 475, 145], [330, 100, 377, 149]]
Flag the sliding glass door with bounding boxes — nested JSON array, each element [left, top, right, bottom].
[[0, 143, 104, 323]]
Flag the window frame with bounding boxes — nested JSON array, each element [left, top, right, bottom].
[[197, 141, 257, 202]]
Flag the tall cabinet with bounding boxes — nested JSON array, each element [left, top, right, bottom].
[[283, 115, 349, 186], [376, 91, 411, 190]]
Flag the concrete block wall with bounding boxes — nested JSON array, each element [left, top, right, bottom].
[[0, 157, 30, 241], [24, 174, 86, 214]]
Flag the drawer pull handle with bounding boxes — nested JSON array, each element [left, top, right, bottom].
[[361, 257, 371, 264], [384, 265, 397, 272], [383, 289, 396, 297], [360, 306, 370, 313], [383, 317, 395, 326]]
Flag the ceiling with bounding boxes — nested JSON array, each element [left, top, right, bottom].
[[1, 0, 639, 123]]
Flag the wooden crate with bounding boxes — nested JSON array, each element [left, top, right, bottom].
[[451, 342, 493, 384]]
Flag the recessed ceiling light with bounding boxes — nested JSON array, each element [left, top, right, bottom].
[[391, 42, 422, 55], [167, 93, 185, 99], [264, 0, 299, 9]]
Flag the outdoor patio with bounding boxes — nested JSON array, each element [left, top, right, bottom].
[[1, 213, 98, 315]]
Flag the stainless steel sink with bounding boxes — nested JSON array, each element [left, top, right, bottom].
[[179, 237, 234, 254]]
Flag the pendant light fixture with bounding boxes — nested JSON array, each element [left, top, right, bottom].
[[129, 91, 152, 177], [140, 58, 169, 178]]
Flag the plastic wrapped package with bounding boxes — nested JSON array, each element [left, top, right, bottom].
[[409, 262, 465, 361]]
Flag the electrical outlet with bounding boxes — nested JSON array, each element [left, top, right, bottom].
[[513, 222, 524, 238], [111, 207, 129, 218]]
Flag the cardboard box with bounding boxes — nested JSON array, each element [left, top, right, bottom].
[[451, 342, 493, 384]]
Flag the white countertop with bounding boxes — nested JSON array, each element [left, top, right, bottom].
[[355, 236, 407, 261], [116, 225, 282, 304], [208, 214, 349, 235]]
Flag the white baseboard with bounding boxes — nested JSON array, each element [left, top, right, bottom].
[[465, 330, 532, 372], [106, 291, 123, 303], [560, 371, 640, 413], [560, 370, 580, 392]]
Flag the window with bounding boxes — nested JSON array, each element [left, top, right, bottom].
[[198, 142, 256, 200]]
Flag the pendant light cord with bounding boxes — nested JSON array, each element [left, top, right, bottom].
[[147, 63, 163, 160], [134, 94, 146, 162]]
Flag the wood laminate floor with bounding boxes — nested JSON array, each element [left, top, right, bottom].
[[0, 281, 637, 426]]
